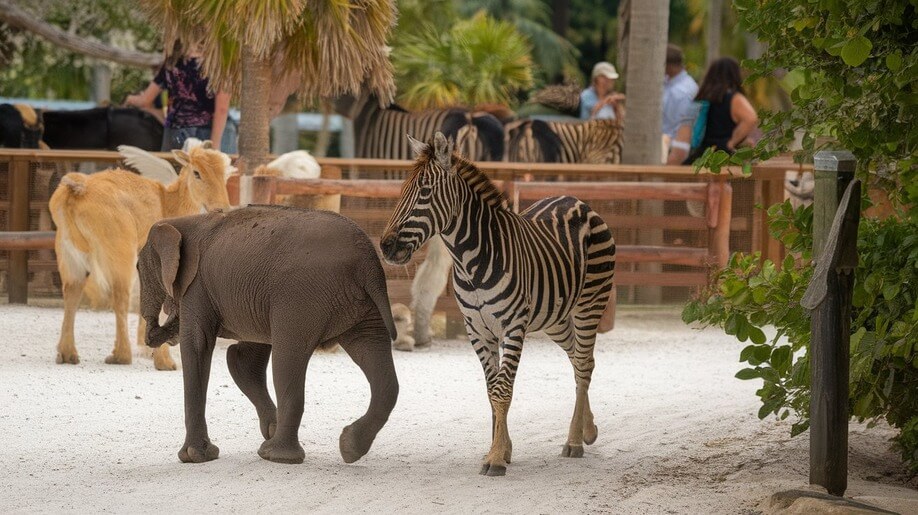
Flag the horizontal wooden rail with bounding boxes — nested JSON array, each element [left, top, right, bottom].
[[0, 231, 55, 250], [513, 181, 709, 202], [273, 177, 404, 199], [0, 148, 809, 180], [616, 245, 712, 267]]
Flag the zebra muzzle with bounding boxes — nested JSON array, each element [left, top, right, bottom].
[[380, 234, 412, 265]]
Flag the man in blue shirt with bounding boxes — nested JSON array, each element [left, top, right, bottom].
[[662, 45, 699, 164], [580, 61, 625, 121]]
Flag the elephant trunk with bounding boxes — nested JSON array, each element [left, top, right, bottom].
[[145, 296, 180, 348]]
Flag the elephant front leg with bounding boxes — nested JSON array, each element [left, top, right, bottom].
[[257, 342, 309, 464], [177, 322, 219, 463], [227, 341, 276, 440]]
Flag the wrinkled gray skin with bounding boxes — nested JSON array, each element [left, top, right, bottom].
[[137, 205, 399, 465]]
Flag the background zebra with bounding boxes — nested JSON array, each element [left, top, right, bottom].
[[335, 93, 505, 351], [505, 118, 624, 164], [380, 132, 616, 476], [335, 94, 504, 161]]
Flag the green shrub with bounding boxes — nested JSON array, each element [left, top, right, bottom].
[[683, 201, 918, 472]]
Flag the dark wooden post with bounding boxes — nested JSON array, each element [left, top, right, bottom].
[[802, 150, 858, 497], [8, 158, 31, 303]]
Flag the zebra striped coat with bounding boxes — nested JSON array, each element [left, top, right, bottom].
[[505, 118, 623, 164], [338, 94, 504, 161], [380, 132, 616, 476]]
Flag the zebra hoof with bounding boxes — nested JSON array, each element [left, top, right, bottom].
[[561, 444, 584, 458], [584, 424, 598, 445], [480, 463, 507, 476]]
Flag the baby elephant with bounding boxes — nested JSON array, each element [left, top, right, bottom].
[[137, 206, 399, 465]]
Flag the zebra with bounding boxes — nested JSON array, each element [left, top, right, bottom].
[[379, 132, 616, 476], [335, 94, 504, 161], [336, 94, 504, 350], [505, 118, 624, 164]]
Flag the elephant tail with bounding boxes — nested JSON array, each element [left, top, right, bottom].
[[366, 270, 398, 342]]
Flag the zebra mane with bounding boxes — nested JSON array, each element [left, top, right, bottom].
[[412, 149, 508, 210]]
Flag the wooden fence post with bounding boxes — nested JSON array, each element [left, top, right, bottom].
[[8, 158, 31, 303], [803, 150, 858, 497]]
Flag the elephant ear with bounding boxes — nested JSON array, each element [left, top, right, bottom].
[[149, 222, 199, 302]]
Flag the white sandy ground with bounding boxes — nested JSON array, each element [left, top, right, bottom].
[[0, 304, 915, 514]]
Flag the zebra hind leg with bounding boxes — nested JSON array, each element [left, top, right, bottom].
[[546, 317, 598, 458]]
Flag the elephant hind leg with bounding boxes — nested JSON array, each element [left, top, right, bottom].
[[227, 341, 276, 440], [336, 317, 399, 463]]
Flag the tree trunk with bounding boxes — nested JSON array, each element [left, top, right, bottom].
[[621, 0, 668, 165], [314, 99, 332, 158], [237, 46, 272, 176], [616, 0, 630, 77], [622, 0, 669, 305], [551, 0, 571, 38], [0, 0, 161, 68], [706, 0, 723, 67]]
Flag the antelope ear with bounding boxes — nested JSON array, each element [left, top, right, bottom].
[[433, 131, 453, 169], [407, 134, 428, 158], [149, 222, 199, 301], [171, 149, 191, 168]]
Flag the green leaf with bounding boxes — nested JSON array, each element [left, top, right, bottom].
[[883, 283, 900, 301], [886, 52, 903, 71], [735, 368, 760, 380], [740, 344, 757, 362], [749, 326, 767, 345], [840, 36, 872, 67], [772, 346, 792, 374]]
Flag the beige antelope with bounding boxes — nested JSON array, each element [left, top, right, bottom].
[[50, 143, 233, 370]]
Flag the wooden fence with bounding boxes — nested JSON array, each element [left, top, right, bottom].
[[0, 149, 807, 310]]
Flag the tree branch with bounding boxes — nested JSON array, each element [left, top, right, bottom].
[[0, 0, 162, 68]]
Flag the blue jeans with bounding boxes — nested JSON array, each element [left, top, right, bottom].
[[161, 126, 211, 151], [162, 120, 239, 153]]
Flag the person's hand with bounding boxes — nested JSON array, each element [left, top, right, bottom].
[[124, 94, 141, 107]]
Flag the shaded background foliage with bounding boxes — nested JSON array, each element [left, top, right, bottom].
[[686, 0, 918, 473], [0, 0, 160, 102]]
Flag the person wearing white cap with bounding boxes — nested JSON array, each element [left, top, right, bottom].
[[579, 61, 625, 120]]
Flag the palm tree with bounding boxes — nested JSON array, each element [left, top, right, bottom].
[[620, 0, 669, 305], [459, 0, 577, 82], [392, 13, 533, 110], [140, 0, 396, 174]]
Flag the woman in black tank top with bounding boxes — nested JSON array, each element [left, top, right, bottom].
[[695, 58, 759, 154]]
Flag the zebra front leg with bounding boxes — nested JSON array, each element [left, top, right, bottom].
[[480, 328, 525, 476]]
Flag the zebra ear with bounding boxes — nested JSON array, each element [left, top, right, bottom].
[[407, 134, 428, 158], [433, 132, 453, 169]]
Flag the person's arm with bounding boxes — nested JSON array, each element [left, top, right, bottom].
[[125, 82, 162, 110], [211, 91, 230, 150], [727, 93, 759, 151], [667, 123, 693, 165], [591, 93, 625, 119]]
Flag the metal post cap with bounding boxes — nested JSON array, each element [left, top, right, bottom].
[[814, 150, 856, 172]]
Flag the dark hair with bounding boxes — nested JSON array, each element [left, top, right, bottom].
[[666, 44, 684, 66], [696, 57, 744, 103]]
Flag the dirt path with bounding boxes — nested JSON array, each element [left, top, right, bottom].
[[0, 305, 914, 513]]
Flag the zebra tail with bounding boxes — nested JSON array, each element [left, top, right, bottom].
[[530, 119, 563, 163], [469, 113, 505, 161]]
